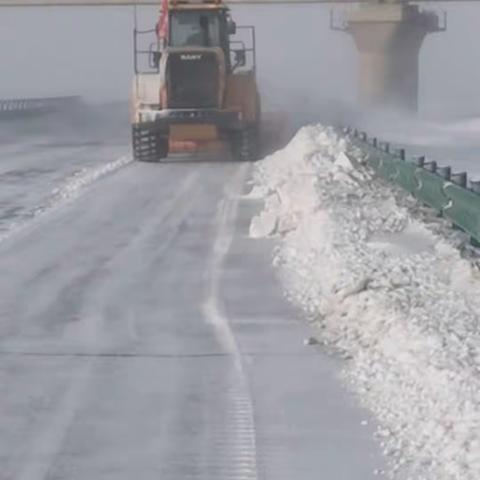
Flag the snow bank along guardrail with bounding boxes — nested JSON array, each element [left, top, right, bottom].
[[0, 96, 82, 119], [250, 126, 480, 480], [346, 127, 480, 247]]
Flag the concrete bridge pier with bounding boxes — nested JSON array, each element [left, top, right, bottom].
[[333, 3, 444, 112]]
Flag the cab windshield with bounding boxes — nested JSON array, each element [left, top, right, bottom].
[[169, 11, 221, 48]]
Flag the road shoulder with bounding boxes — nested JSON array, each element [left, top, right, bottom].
[[221, 192, 388, 480]]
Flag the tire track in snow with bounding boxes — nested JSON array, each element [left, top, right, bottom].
[[202, 163, 259, 480]]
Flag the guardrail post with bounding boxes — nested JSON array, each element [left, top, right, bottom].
[[424, 160, 437, 173], [451, 172, 467, 188], [470, 180, 480, 194], [379, 141, 390, 153], [394, 148, 406, 160], [412, 155, 425, 166], [437, 166, 451, 180]]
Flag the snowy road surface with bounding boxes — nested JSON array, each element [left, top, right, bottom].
[[0, 103, 129, 238], [0, 113, 385, 479]]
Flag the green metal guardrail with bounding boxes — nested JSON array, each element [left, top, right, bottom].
[[345, 127, 480, 246]]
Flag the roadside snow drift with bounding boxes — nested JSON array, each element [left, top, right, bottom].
[[0, 155, 132, 245], [249, 125, 480, 480]]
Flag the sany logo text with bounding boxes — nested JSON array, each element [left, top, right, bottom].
[[180, 54, 202, 61]]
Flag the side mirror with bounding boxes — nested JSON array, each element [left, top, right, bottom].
[[228, 20, 237, 35], [234, 49, 246, 68]]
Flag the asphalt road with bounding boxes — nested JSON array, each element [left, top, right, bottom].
[[0, 110, 386, 480]]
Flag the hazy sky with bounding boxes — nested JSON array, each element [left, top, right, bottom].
[[0, 3, 479, 116]]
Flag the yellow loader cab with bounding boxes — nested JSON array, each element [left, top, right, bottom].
[[131, 0, 261, 162]]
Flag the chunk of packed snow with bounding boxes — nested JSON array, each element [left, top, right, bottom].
[[250, 125, 480, 480]]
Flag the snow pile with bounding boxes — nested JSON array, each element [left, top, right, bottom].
[[0, 155, 132, 245], [249, 125, 480, 480]]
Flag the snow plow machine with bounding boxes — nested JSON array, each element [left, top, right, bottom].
[[131, 0, 262, 162]]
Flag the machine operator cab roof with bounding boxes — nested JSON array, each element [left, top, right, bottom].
[[167, 0, 235, 50], [133, 0, 252, 75]]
